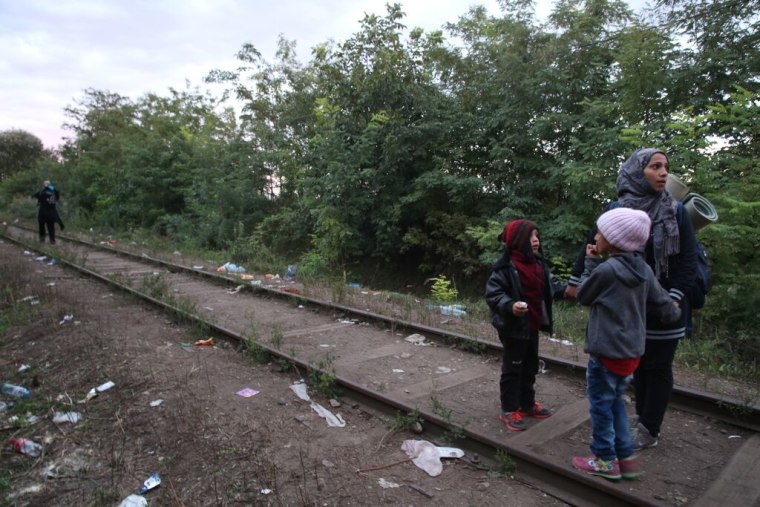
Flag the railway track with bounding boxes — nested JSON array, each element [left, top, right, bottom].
[[3, 223, 759, 506]]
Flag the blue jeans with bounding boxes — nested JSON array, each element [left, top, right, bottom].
[[587, 357, 634, 461]]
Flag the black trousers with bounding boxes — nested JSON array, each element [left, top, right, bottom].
[[38, 217, 55, 243], [499, 330, 539, 412], [634, 338, 679, 437]]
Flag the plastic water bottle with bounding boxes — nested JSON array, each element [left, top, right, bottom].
[[9, 437, 43, 457], [439, 305, 467, 317], [1, 383, 31, 398]]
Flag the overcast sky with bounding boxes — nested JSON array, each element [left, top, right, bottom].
[[1, 0, 641, 150]]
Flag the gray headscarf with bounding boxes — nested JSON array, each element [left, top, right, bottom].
[[616, 148, 680, 278]]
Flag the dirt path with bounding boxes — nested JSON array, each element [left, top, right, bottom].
[[0, 239, 564, 505]]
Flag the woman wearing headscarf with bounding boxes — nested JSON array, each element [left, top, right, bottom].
[[566, 148, 698, 449]]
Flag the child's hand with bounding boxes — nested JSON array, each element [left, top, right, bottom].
[[586, 243, 600, 258], [512, 301, 529, 316]]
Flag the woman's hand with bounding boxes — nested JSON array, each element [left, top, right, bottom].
[[586, 243, 600, 258]]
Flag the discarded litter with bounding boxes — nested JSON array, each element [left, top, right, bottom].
[[52, 411, 82, 424], [285, 264, 297, 281], [47, 258, 57, 265], [216, 262, 245, 273], [439, 304, 467, 317], [97, 381, 115, 392], [9, 437, 43, 457], [348, 282, 361, 288], [138, 472, 161, 494], [1, 383, 31, 398], [405, 333, 431, 346], [18, 364, 31, 373], [435, 366, 452, 374], [401, 440, 464, 477], [194, 338, 214, 346], [548, 337, 574, 346], [290, 381, 345, 427], [192, 265, 205, 270], [261, 488, 273, 495], [378, 478, 400, 488], [119, 494, 148, 507], [150, 399, 163, 407], [228, 285, 245, 294], [59, 314, 74, 325], [236, 388, 260, 398], [240, 274, 255, 280]]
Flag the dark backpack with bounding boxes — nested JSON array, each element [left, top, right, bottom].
[[691, 241, 712, 310]]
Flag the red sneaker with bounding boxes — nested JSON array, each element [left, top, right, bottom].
[[620, 455, 642, 479], [518, 402, 552, 419], [499, 411, 526, 431]]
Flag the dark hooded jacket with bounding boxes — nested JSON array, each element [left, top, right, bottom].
[[578, 252, 681, 359]]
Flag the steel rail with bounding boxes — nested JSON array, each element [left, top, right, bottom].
[[4, 223, 759, 432], [1, 229, 664, 506]]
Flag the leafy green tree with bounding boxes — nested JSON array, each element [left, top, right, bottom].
[[0, 129, 45, 181]]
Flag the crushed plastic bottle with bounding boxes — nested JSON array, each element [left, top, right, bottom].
[[2, 383, 31, 398], [439, 304, 467, 317], [216, 262, 245, 273], [285, 264, 297, 281], [138, 472, 161, 494], [9, 437, 43, 457]]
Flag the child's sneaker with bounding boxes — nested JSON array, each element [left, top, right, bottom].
[[499, 411, 526, 431], [518, 401, 552, 419], [619, 455, 642, 479], [571, 456, 621, 480], [632, 422, 658, 450]]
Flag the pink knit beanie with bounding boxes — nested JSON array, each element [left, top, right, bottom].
[[596, 208, 651, 252]]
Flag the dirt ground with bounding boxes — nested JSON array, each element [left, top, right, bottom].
[[0, 240, 571, 506]]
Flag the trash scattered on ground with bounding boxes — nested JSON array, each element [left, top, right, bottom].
[[236, 388, 259, 398], [47, 282, 55, 287], [548, 337, 574, 346], [138, 472, 161, 494], [401, 440, 464, 477], [240, 274, 255, 280], [9, 437, 43, 457], [290, 381, 345, 427], [18, 364, 31, 373], [439, 304, 466, 317], [282, 287, 302, 295], [378, 478, 400, 488], [81, 380, 116, 403], [392, 369, 405, 373], [192, 265, 204, 270], [2, 383, 31, 398], [728, 435, 742, 439], [251, 280, 262, 286], [265, 273, 280, 280], [47, 258, 57, 265], [261, 488, 273, 495], [216, 262, 245, 273], [285, 265, 297, 281], [0, 401, 7, 412], [337, 318, 356, 324], [194, 338, 214, 346], [435, 366, 452, 374], [150, 399, 163, 407], [227, 285, 245, 294], [59, 314, 74, 325], [35, 255, 47, 262], [52, 412, 82, 424], [118, 494, 148, 507], [538, 359, 548, 374], [405, 333, 431, 346], [18, 295, 39, 305]]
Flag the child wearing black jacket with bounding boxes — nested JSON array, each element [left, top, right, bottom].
[[485, 219, 566, 431]]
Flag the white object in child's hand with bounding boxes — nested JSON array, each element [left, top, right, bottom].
[[515, 301, 528, 309]]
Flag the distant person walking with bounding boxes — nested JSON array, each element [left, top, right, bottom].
[[32, 179, 64, 244], [486, 219, 566, 431], [572, 208, 681, 480]]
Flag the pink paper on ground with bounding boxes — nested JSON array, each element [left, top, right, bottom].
[[236, 388, 260, 398]]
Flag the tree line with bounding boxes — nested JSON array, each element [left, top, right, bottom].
[[1, 0, 758, 356]]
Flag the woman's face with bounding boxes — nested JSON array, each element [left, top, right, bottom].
[[643, 153, 669, 193]]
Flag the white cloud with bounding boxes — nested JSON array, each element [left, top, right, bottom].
[[1, 0, 646, 149]]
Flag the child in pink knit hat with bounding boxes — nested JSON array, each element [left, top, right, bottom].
[[571, 207, 681, 480]]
